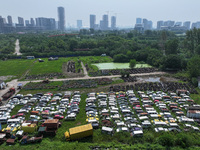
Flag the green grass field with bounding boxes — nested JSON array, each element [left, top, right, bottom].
[[0, 59, 34, 78], [29, 58, 68, 75], [0, 56, 113, 80]]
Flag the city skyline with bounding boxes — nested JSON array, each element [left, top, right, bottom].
[[1, 0, 200, 28]]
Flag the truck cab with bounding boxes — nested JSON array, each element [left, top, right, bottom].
[[64, 131, 70, 141]]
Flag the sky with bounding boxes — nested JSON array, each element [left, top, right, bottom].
[[1, 0, 200, 28]]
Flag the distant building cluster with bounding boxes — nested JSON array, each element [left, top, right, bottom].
[[0, 7, 66, 33], [89, 14, 117, 30], [134, 18, 199, 33], [156, 20, 191, 32], [1, 7, 200, 34], [134, 18, 153, 33]]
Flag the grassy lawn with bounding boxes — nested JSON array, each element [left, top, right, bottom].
[[81, 56, 113, 72], [0, 59, 34, 77], [92, 62, 152, 70], [29, 58, 69, 75]]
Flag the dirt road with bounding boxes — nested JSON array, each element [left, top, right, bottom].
[[14, 39, 22, 55], [81, 62, 89, 78], [0, 71, 166, 103]]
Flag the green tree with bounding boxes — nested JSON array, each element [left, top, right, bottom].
[[165, 39, 179, 55], [113, 54, 128, 62], [195, 45, 200, 55], [163, 54, 184, 70], [129, 59, 136, 69], [187, 56, 200, 78]]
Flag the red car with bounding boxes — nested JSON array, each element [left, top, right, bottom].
[[54, 115, 64, 120], [11, 115, 17, 119]]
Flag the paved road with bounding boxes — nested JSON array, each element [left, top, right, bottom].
[[14, 39, 22, 56], [0, 80, 28, 105]]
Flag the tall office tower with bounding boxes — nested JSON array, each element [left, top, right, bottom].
[[147, 20, 153, 30], [36, 17, 56, 30], [3, 18, 7, 24], [157, 21, 164, 30], [191, 23, 197, 29], [35, 18, 39, 27], [77, 20, 82, 29], [111, 16, 116, 29], [18, 17, 24, 26], [196, 22, 200, 28], [169, 21, 175, 27], [101, 14, 108, 30], [143, 18, 148, 30], [100, 20, 103, 30], [183, 21, 191, 30], [164, 20, 175, 27], [0, 17, 4, 32], [7, 16, 12, 25], [175, 22, 182, 26], [57, 7, 65, 31], [30, 18, 35, 26], [136, 18, 142, 24], [25, 20, 30, 26], [90, 14, 96, 29]]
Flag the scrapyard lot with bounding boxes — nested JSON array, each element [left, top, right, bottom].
[[1, 86, 200, 149]]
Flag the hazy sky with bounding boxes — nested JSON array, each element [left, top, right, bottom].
[[1, 0, 200, 28]]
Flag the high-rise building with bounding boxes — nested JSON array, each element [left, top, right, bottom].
[[143, 18, 148, 30], [25, 20, 30, 26], [111, 16, 116, 29], [77, 20, 82, 29], [191, 23, 197, 29], [58, 7, 65, 31], [18, 17, 24, 26], [7, 16, 12, 25], [100, 14, 109, 30], [175, 22, 182, 26], [157, 21, 164, 30], [30, 18, 35, 26], [136, 18, 142, 24], [183, 21, 190, 30], [0, 17, 5, 33], [90, 14, 96, 29], [147, 21, 153, 30], [36, 17, 56, 30]]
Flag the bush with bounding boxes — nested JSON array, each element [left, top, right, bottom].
[[129, 59, 136, 69], [175, 133, 194, 148], [192, 77, 198, 87], [157, 133, 174, 147]]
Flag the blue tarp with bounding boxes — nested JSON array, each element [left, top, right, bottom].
[[18, 83, 23, 87]]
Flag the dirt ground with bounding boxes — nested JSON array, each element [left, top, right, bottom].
[[62, 62, 84, 78]]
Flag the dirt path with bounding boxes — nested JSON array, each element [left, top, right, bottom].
[[81, 61, 89, 78], [0, 71, 167, 104], [31, 71, 167, 82], [14, 39, 22, 55]]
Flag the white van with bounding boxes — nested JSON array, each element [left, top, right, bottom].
[[7, 118, 21, 124], [102, 126, 114, 135]]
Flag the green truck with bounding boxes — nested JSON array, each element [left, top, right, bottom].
[[64, 124, 93, 141]]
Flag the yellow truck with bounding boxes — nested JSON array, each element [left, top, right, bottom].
[[64, 124, 93, 141]]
